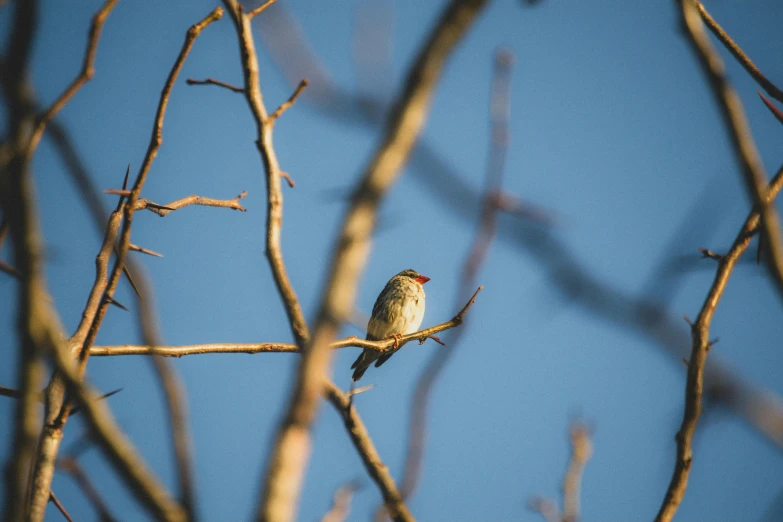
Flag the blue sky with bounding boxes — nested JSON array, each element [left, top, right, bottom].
[[2, 1, 783, 521]]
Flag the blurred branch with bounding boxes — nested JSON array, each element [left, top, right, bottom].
[[254, 1, 487, 520], [57, 457, 118, 522], [655, 166, 783, 520], [320, 479, 362, 522], [26, 0, 118, 158], [324, 383, 414, 522], [529, 421, 593, 522], [678, 0, 783, 305], [89, 291, 482, 356], [392, 49, 512, 517], [562, 422, 593, 522], [0, 1, 64, 521], [694, 0, 783, 103]]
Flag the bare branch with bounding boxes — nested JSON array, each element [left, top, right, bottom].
[[90, 288, 481, 359], [248, 0, 277, 20], [57, 457, 118, 522], [132, 191, 247, 216], [393, 49, 512, 516], [320, 479, 362, 522], [186, 77, 245, 93], [324, 383, 414, 522], [695, 0, 783, 103], [562, 422, 593, 522], [678, 0, 783, 305], [269, 79, 309, 121], [0, 1, 63, 520], [654, 136, 783, 522]]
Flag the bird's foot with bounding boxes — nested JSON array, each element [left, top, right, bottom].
[[392, 333, 402, 350]]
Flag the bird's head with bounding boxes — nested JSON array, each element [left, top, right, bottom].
[[399, 269, 430, 285]]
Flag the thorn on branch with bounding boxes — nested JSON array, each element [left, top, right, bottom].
[[269, 78, 309, 121], [698, 247, 722, 261], [684, 315, 693, 327], [185, 77, 244, 94], [707, 337, 719, 351], [103, 293, 128, 312], [759, 91, 783, 126], [418, 335, 445, 346], [129, 243, 163, 258]]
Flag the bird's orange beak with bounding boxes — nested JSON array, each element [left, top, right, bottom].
[[415, 275, 430, 284]]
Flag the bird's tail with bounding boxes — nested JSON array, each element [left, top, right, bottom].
[[351, 349, 377, 382]]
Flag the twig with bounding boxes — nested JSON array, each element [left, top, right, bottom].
[[49, 491, 75, 522], [320, 479, 363, 522], [678, 0, 783, 306], [654, 145, 783, 521], [270, 79, 309, 121], [324, 383, 414, 522], [129, 243, 163, 258], [186, 77, 244, 93], [248, 0, 277, 20], [133, 191, 247, 216], [57, 457, 118, 522], [562, 422, 593, 522], [694, 0, 783, 103]]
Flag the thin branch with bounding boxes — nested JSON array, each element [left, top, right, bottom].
[[269, 79, 309, 121], [695, 0, 783, 104], [320, 479, 362, 522], [253, 1, 487, 520], [49, 491, 75, 522], [248, 0, 277, 19], [654, 146, 783, 521], [57, 457, 118, 522], [129, 243, 163, 258], [222, 0, 309, 348], [392, 50, 512, 518], [90, 293, 481, 356], [186, 77, 245, 93], [26, 0, 118, 158], [678, 0, 783, 305], [562, 422, 593, 522], [131, 191, 247, 216], [0, 1, 60, 520], [324, 383, 414, 522]]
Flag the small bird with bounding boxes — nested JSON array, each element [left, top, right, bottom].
[[351, 269, 430, 381]]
